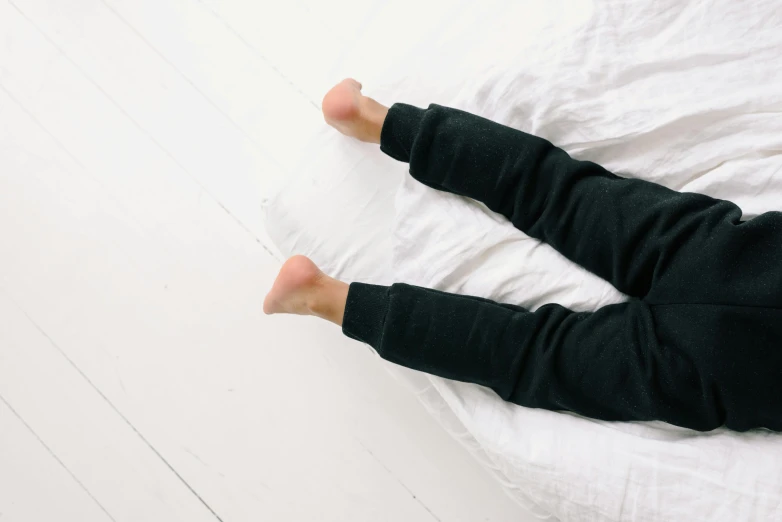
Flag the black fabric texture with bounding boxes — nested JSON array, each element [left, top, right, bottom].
[[344, 102, 782, 432]]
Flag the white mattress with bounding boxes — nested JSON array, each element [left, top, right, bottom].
[[264, 1, 782, 520]]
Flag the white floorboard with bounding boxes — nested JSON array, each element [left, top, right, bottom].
[[0, 294, 220, 522], [0, 397, 112, 522], [0, 0, 540, 520]]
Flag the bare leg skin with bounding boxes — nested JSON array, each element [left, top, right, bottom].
[[263, 256, 349, 326], [265, 79, 387, 325], [321, 78, 389, 144]]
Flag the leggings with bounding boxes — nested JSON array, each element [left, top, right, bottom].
[[342, 103, 782, 432]]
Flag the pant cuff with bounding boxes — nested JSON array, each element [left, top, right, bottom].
[[380, 103, 426, 163], [342, 282, 390, 349]]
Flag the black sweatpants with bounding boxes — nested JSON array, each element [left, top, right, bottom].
[[342, 103, 782, 432]]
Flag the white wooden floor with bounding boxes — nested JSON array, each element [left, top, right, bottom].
[[0, 1, 538, 520]]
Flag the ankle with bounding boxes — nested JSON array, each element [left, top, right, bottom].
[[360, 97, 388, 144], [305, 284, 327, 317], [306, 278, 348, 326]]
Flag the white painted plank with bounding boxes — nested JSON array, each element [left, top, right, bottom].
[[0, 20, 246, 518], [0, 1, 273, 262], [6, 0, 277, 246], [0, 398, 113, 522], [102, 0, 324, 182], [0, 293, 221, 522], [195, 0, 370, 103], [197, 0, 475, 102]]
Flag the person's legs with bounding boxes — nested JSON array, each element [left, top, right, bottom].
[[264, 254, 770, 432], [263, 80, 782, 433]]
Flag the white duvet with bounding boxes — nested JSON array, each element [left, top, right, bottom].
[[266, 0, 782, 519]]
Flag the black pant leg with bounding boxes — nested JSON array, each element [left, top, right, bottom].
[[380, 103, 747, 301], [343, 282, 730, 431]]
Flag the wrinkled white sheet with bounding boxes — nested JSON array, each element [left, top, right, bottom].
[[392, 1, 782, 520], [266, 0, 782, 520]]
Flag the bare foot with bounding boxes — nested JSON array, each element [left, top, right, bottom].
[[263, 256, 349, 325], [263, 255, 324, 315], [322, 78, 388, 144]]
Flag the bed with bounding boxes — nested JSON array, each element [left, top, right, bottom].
[[264, 0, 782, 519]]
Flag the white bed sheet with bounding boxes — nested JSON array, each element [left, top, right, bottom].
[[265, 1, 782, 520]]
